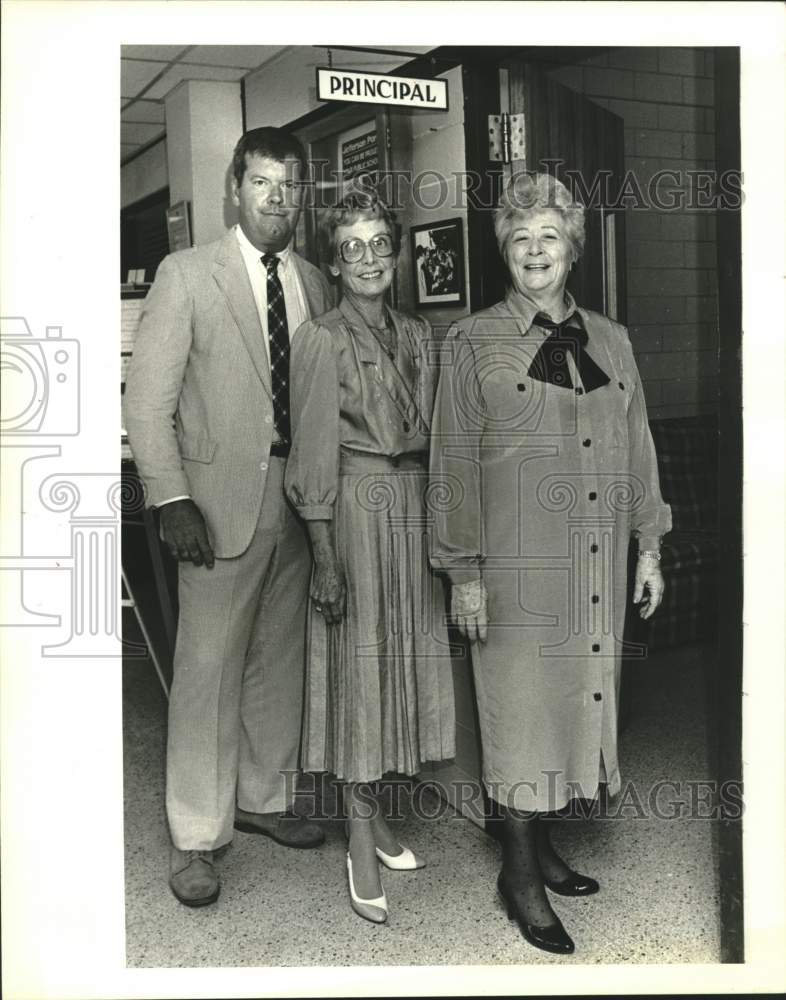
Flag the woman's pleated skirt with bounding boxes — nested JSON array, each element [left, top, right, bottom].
[[301, 450, 456, 783]]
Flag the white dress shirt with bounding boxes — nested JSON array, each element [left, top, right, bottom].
[[234, 223, 308, 362], [157, 226, 308, 508]]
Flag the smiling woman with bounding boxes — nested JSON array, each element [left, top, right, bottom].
[[507, 209, 575, 302], [496, 174, 586, 319], [284, 190, 455, 926], [330, 218, 397, 305], [429, 171, 671, 956]]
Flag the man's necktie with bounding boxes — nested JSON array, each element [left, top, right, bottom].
[[527, 312, 611, 393], [262, 253, 291, 444]]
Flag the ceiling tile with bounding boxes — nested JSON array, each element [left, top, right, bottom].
[[186, 45, 285, 69], [121, 45, 191, 61], [121, 101, 166, 124], [121, 60, 167, 96], [122, 121, 166, 145], [146, 63, 246, 100]]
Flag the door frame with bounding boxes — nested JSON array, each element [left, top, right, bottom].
[[713, 45, 744, 965]]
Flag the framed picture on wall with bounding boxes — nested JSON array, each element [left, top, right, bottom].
[[410, 217, 466, 309]]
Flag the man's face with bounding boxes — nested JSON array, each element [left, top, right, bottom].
[[232, 153, 303, 253]]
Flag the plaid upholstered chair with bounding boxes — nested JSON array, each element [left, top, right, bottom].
[[643, 414, 719, 649]]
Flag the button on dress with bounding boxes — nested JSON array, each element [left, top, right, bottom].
[[286, 298, 456, 782], [429, 290, 671, 812]]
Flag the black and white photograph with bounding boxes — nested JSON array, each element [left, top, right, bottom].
[[117, 36, 746, 971], [1, 3, 785, 999], [411, 218, 466, 308]]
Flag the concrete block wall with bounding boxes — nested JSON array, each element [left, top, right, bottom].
[[548, 48, 719, 419]]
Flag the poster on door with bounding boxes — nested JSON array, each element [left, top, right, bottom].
[[338, 119, 378, 186]]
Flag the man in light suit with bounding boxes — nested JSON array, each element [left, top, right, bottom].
[[124, 127, 333, 906]]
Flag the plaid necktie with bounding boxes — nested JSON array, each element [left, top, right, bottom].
[[262, 253, 291, 444]]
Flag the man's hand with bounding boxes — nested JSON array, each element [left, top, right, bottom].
[[633, 553, 664, 619], [159, 499, 215, 568], [451, 579, 488, 643]]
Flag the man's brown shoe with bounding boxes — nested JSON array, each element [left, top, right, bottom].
[[234, 807, 325, 848], [169, 848, 220, 907]]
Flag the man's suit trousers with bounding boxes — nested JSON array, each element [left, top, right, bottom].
[[165, 457, 311, 850]]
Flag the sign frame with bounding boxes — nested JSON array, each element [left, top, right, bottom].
[[316, 66, 449, 112]]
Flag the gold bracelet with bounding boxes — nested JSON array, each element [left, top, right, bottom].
[[639, 549, 661, 561]]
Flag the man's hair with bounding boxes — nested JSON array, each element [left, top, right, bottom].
[[231, 127, 307, 186]]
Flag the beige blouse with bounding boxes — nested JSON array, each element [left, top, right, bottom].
[[429, 289, 673, 583], [286, 297, 436, 520]]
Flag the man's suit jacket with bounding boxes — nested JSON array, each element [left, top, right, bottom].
[[124, 228, 335, 559]]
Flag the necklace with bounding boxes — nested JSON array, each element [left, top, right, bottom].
[[368, 320, 396, 359]]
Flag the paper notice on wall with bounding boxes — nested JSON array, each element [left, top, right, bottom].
[[339, 122, 378, 181]]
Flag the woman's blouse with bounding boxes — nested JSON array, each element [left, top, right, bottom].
[[428, 288, 673, 584], [286, 296, 436, 521]]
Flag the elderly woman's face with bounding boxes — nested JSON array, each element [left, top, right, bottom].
[[331, 217, 396, 302], [507, 208, 574, 301]]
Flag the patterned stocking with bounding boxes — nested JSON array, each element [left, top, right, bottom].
[[500, 806, 559, 927], [536, 816, 574, 884]]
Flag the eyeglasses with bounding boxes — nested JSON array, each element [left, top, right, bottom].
[[337, 233, 395, 264]]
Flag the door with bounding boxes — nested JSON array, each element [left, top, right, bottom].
[[504, 60, 627, 321], [465, 59, 626, 319]]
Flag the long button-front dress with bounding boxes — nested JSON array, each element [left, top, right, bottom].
[[286, 297, 456, 783], [429, 288, 671, 812]]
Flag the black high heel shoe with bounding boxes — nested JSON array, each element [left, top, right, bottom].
[[543, 870, 600, 897], [497, 874, 575, 955]]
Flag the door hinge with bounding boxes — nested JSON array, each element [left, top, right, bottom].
[[488, 112, 526, 164]]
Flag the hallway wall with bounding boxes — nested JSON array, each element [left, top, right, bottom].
[[547, 48, 720, 419], [121, 138, 168, 209]]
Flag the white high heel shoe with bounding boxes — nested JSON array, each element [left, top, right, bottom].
[[346, 852, 387, 924], [375, 844, 426, 871]]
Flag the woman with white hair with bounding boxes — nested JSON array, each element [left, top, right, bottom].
[[429, 172, 671, 954]]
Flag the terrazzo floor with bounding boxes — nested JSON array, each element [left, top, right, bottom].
[[123, 632, 721, 967]]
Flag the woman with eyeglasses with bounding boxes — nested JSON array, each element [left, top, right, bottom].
[[285, 191, 455, 925]]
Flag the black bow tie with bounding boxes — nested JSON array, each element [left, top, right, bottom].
[[527, 312, 610, 393]]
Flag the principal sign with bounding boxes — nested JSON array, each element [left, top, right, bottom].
[[316, 67, 448, 111]]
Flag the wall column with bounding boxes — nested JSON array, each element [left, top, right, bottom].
[[164, 79, 243, 246]]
